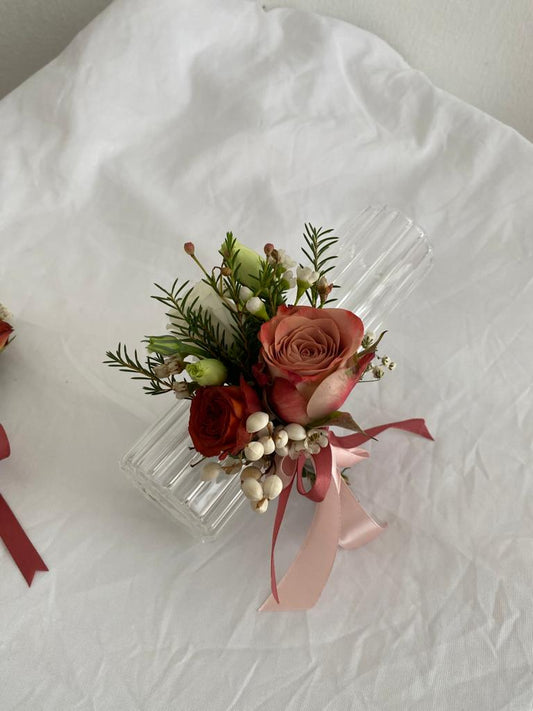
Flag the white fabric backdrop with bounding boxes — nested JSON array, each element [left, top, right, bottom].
[[1, 0, 533, 708]]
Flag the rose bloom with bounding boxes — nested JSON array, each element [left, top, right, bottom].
[[188, 378, 260, 458], [258, 305, 368, 425], [0, 320, 13, 352]]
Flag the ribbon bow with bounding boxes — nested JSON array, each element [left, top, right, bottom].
[[0, 424, 48, 585], [260, 419, 433, 611]]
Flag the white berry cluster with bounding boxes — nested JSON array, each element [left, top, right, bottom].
[[201, 410, 330, 514], [244, 412, 329, 462]]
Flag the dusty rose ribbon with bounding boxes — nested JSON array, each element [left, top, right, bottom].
[[260, 419, 434, 611], [0, 424, 48, 585]]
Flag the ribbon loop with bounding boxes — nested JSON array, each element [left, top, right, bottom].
[[260, 418, 433, 611]]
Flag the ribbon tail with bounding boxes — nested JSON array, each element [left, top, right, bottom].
[[0, 495, 48, 586], [260, 447, 340, 611], [338, 478, 386, 549]]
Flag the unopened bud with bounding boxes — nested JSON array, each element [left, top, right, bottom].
[[184, 242, 195, 256], [264, 243, 275, 256], [246, 297, 269, 320]]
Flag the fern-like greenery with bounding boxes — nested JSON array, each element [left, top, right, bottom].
[[300, 224, 339, 307], [104, 344, 174, 395]]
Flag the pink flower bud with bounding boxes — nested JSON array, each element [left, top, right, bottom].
[[184, 242, 195, 256], [264, 243, 275, 256]]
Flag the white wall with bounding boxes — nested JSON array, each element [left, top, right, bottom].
[[0, 0, 532, 141], [0, 0, 112, 98], [263, 0, 533, 141]]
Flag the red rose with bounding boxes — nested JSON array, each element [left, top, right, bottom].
[[188, 378, 260, 458], [0, 320, 13, 351], [258, 305, 366, 425]]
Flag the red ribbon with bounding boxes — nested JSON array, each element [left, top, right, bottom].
[[260, 418, 433, 611], [0, 424, 48, 585]]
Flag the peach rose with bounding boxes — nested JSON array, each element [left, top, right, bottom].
[[258, 305, 366, 425]]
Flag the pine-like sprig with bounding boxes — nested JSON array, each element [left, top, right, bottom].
[[153, 279, 231, 363], [300, 224, 338, 307], [104, 344, 173, 395]]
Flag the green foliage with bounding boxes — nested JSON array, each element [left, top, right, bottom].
[[300, 224, 338, 307], [103, 344, 173, 395]]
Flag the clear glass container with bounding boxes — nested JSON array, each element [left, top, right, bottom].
[[121, 205, 433, 540], [121, 400, 244, 541], [332, 205, 432, 331]]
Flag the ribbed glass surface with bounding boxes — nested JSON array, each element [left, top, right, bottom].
[[121, 401, 244, 540], [332, 205, 433, 331], [121, 205, 432, 541]]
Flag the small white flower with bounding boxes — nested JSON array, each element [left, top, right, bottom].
[[381, 356, 391, 366], [307, 428, 329, 449], [388, 361, 397, 371], [0, 304, 12, 321], [362, 331, 375, 348], [372, 366, 385, 379], [154, 363, 170, 378], [172, 381, 189, 399], [282, 270, 296, 289], [277, 250, 296, 269], [296, 266, 319, 286]]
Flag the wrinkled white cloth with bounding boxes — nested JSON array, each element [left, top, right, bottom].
[[1, 1, 533, 709]]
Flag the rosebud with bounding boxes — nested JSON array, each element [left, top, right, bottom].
[[147, 335, 184, 356], [230, 240, 263, 289], [239, 286, 254, 302], [184, 242, 195, 256], [245, 297, 269, 321], [0, 319, 13, 352], [186, 359, 228, 386]]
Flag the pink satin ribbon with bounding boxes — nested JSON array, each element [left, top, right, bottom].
[[0, 424, 48, 585], [260, 419, 434, 611]]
